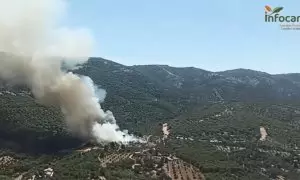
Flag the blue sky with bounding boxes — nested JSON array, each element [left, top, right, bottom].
[[66, 0, 300, 74]]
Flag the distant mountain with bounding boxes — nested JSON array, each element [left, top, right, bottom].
[[77, 58, 300, 104], [1, 57, 300, 179]]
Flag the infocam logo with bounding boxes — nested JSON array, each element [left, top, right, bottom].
[[265, 5, 300, 22], [265, 5, 300, 30]]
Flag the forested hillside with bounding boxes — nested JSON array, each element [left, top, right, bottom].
[[1, 57, 300, 179]]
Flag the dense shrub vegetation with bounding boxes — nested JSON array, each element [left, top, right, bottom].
[[1, 58, 300, 179]]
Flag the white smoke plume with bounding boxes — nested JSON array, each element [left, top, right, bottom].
[[162, 123, 170, 140], [259, 126, 268, 141], [0, 0, 142, 144]]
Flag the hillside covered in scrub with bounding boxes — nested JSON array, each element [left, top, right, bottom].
[[1, 58, 300, 179]]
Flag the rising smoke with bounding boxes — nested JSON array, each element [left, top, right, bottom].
[[259, 126, 268, 141], [0, 0, 141, 144]]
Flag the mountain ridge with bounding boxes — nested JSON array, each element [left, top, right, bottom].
[[98, 57, 298, 76], [83, 57, 300, 103], [1, 57, 300, 179]]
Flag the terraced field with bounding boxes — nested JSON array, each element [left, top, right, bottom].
[[99, 153, 132, 167], [97, 150, 205, 180], [166, 159, 205, 180]]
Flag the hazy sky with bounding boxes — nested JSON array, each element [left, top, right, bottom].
[[66, 0, 299, 74]]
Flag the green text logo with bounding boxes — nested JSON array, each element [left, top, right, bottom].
[[265, 5, 300, 23]]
